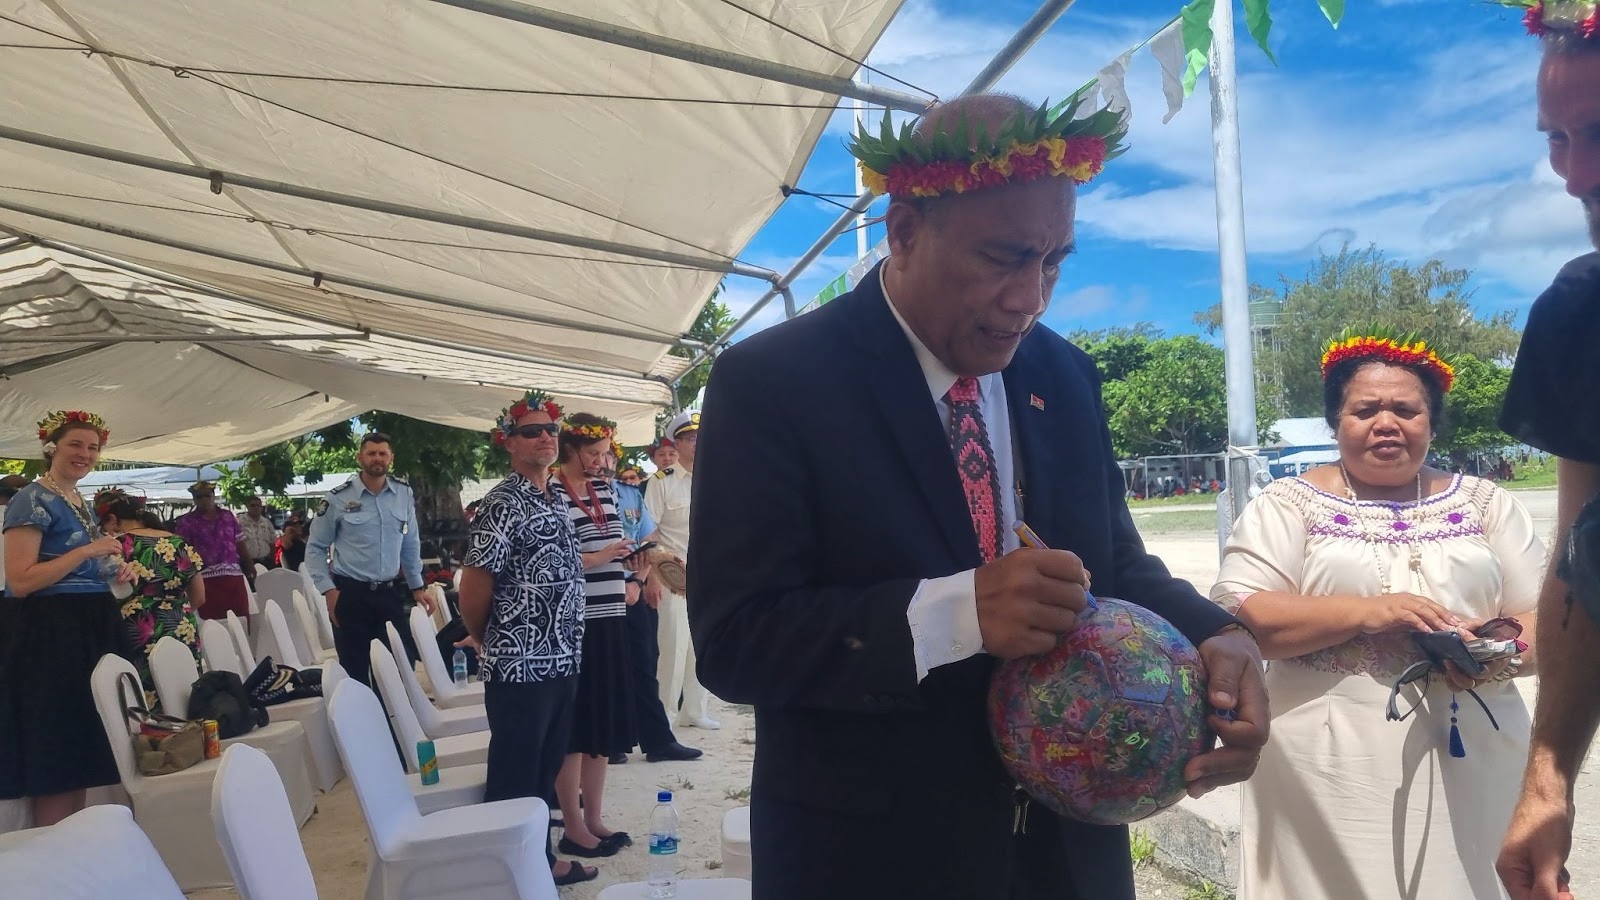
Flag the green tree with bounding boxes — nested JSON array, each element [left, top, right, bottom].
[[1432, 353, 1514, 462], [1197, 246, 1521, 418], [655, 282, 735, 436], [1102, 335, 1229, 458]]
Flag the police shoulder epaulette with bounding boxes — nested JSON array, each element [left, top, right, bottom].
[[653, 470, 668, 479], [329, 480, 355, 494], [392, 475, 410, 486]]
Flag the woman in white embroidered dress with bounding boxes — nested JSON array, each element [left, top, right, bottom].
[[1212, 332, 1546, 900]]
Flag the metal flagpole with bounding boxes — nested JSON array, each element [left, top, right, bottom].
[[1207, 0, 1260, 546], [854, 93, 870, 261]]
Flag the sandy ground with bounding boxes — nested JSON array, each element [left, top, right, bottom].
[[187, 489, 1595, 899]]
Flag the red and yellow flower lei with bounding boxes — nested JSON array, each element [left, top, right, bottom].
[[562, 421, 616, 442], [849, 89, 1127, 200], [1320, 335, 1456, 393], [493, 389, 563, 445], [1506, 1, 1600, 38], [37, 409, 109, 444]]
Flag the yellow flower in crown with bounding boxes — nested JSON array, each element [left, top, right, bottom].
[[847, 87, 1128, 200], [36, 409, 110, 444], [1500, 1, 1600, 38], [1319, 327, 1456, 393], [562, 417, 617, 442]]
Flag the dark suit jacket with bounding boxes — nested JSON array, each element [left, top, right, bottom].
[[689, 264, 1238, 899]]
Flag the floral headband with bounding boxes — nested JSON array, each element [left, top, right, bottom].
[[1502, 1, 1599, 38], [37, 409, 109, 445], [93, 488, 145, 521], [1321, 330, 1456, 393], [848, 87, 1128, 199], [492, 389, 563, 446], [562, 418, 617, 443]]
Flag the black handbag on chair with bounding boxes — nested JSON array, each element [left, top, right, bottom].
[[241, 656, 321, 709], [189, 669, 269, 738]]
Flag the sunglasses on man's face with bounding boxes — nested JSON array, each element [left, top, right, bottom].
[[508, 423, 560, 439]]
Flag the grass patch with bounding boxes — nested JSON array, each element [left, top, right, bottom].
[[1184, 880, 1232, 900], [1129, 828, 1157, 868], [723, 786, 752, 803], [1132, 510, 1219, 536], [659, 775, 695, 792], [1128, 493, 1219, 509], [1503, 457, 1557, 491], [706, 860, 722, 870]]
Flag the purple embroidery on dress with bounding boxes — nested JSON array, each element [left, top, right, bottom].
[[1447, 512, 1465, 524], [1391, 520, 1410, 532], [1333, 513, 1351, 526]]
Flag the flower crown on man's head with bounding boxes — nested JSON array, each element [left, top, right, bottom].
[[492, 389, 563, 445], [1502, 1, 1600, 38], [847, 88, 1129, 200], [37, 409, 109, 445], [1321, 329, 1456, 393], [93, 487, 145, 521]]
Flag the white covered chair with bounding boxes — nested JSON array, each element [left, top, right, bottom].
[[292, 589, 340, 663], [0, 805, 184, 899], [721, 806, 752, 879], [298, 563, 337, 649], [325, 680, 487, 816], [197, 624, 345, 792], [409, 606, 485, 709], [90, 654, 309, 890], [254, 569, 316, 664], [226, 610, 257, 670], [145, 638, 321, 806], [327, 682, 554, 900], [369, 640, 490, 770], [212, 744, 319, 900], [597, 880, 752, 899], [384, 623, 488, 737], [261, 598, 327, 673], [254, 562, 270, 576]]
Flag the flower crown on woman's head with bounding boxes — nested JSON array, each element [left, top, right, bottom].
[[561, 418, 617, 443], [92, 487, 145, 521], [37, 409, 109, 445], [1320, 329, 1456, 393], [1502, 1, 1600, 38], [847, 88, 1128, 199], [492, 389, 563, 445]]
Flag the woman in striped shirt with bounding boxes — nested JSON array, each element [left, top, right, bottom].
[[550, 413, 638, 858]]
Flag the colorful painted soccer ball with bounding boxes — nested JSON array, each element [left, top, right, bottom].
[[988, 596, 1213, 825]]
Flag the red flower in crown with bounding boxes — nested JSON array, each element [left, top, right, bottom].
[[493, 389, 563, 445], [1526, 1, 1548, 34]]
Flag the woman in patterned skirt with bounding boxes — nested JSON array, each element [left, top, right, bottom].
[[551, 413, 637, 858], [95, 489, 205, 711]]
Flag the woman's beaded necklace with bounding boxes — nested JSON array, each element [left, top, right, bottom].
[[1338, 465, 1424, 594]]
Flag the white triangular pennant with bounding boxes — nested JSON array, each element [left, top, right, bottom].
[[1149, 20, 1189, 124]]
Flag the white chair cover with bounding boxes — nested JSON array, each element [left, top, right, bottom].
[[384, 623, 488, 738], [256, 598, 309, 670], [721, 806, 752, 879], [144, 639, 322, 806], [409, 606, 485, 709], [597, 880, 753, 899], [212, 745, 319, 900], [292, 590, 340, 663], [327, 682, 556, 900], [368, 641, 489, 772], [297, 563, 337, 649], [0, 805, 184, 899], [226, 610, 257, 670], [321, 677, 484, 816], [200, 623, 346, 791], [254, 563, 270, 576], [254, 570, 314, 662]]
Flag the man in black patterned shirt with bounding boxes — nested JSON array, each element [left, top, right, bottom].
[[458, 389, 597, 886]]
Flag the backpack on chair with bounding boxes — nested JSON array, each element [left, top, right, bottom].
[[187, 670, 268, 739]]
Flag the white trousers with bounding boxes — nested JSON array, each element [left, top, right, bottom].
[[657, 588, 708, 722]]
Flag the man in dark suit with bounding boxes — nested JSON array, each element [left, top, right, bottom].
[[688, 93, 1269, 899]]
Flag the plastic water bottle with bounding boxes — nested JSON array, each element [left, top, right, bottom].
[[452, 648, 468, 687], [647, 790, 679, 898]]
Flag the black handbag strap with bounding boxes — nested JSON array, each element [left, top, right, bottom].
[[118, 671, 149, 725]]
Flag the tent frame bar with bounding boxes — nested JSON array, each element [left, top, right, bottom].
[[0, 331, 371, 344], [426, 0, 935, 114], [675, 0, 1080, 385], [0, 199, 697, 348], [0, 124, 778, 282], [10, 235, 682, 388]]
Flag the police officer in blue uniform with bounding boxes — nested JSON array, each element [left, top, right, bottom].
[[306, 432, 435, 686]]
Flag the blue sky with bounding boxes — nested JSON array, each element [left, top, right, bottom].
[[720, 0, 1592, 343]]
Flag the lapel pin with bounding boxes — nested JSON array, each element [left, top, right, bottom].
[[1029, 394, 1045, 411]]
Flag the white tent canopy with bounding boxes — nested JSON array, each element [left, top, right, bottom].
[[0, 0, 909, 461]]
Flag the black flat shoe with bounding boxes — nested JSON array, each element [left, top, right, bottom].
[[608, 752, 628, 765], [559, 836, 620, 858], [600, 831, 632, 849], [552, 862, 598, 886], [645, 742, 704, 762]]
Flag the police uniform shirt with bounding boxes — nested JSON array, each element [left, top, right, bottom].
[[306, 475, 424, 594], [643, 465, 692, 560], [612, 481, 655, 545]]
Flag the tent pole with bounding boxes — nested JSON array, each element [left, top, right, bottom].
[[0, 124, 776, 281], [1207, 0, 1258, 531], [680, 0, 1080, 373], [0, 199, 695, 347], [425, 0, 934, 113], [0, 332, 369, 344]]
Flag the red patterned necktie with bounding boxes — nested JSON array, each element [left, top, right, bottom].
[[945, 376, 1003, 563]]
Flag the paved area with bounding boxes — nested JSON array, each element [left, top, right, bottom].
[[1137, 489, 1599, 895]]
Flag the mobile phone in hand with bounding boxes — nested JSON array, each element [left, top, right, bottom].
[[625, 541, 659, 560]]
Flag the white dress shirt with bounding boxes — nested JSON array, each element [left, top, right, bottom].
[[882, 268, 1021, 681]]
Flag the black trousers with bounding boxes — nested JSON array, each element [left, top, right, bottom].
[[330, 577, 419, 686], [625, 598, 677, 753], [484, 676, 576, 867]]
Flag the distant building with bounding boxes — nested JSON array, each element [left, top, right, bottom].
[[1265, 417, 1336, 477]]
